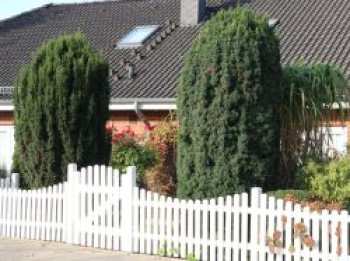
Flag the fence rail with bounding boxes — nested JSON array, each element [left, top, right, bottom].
[[0, 164, 349, 261]]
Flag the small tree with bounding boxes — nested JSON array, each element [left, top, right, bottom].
[[177, 9, 282, 199], [13, 33, 110, 188], [279, 62, 349, 188]]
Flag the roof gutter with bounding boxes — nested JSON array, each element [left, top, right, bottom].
[[0, 98, 177, 111]]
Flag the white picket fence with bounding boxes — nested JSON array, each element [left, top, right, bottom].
[[0, 173, 19, 188], [0, 164, 349, 261]]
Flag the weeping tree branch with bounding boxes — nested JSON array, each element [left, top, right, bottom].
[[279, 62, 349, 188]]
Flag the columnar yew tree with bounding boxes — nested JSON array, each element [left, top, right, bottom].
[[13, 33, 110, 188], [177, 9, 282, 199]]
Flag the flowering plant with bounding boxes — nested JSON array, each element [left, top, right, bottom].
[[108, 125, 158, 180]]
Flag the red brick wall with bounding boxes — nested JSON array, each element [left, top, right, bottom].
[[1, 110, 350, 140], [108, 111, 172, 133], [0, 112, 14, 125]]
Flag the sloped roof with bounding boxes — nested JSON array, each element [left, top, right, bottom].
[[250, 0, 350, 78], [0, 0, 200, 101], [0, 0, 350, 104]]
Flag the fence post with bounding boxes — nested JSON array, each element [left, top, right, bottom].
[[66, 163, 77, 244], [10, 173, 19, 188], [250, 187, 262, 260], [121, 166, 136, 252]]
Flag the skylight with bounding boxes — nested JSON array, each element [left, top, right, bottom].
[[117, 25, 159, 49]]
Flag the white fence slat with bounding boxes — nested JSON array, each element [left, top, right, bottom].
[[209, 198, 216, 261], [159, 195, 166, 254], [80, 168, 87, 246], [139, 189, 146, 254], [16, 189, 22, 239], [173, 198, 180, 258], [26, 190, 32, 239], [321, 209, 330, 260], [0, 188, 3, 236], [258, 194, 267, 261], [6, 188, 12, 238], [21, 190, 27, 239], [112, 169, 120, 251], [202, 199, 209, 261], [241, 193, 249, 261], [217, 197, 224, 261], [133, 187, 140, 253], [330, 210, 339, 257], [86, 166, 93, 247], [293, 204, 302, 261], [233, 194, 240, 261], [146, 191, 152, 255], [276, 199, 284, 260], [311, 211, 320, 261], [100, 166, 106, 249], [194, 199, 201, 260], [301, 207, 311, 260], [267, 196, 276, 261], [250, 188, 261, 261], [57, 183, 63, 242], [35, 189, 41, 240], [285, 201, 293, 261], [152, 193, 159, 254], [46, 187, 53, 241], [180, 199, 187, 259], [93, 165, 100, 248], [225, 196, 232, 261], [187, 200, 194, 256], [52, 185, 58, 241], [340, 210, 348, 259], [106, 167, 113, 250], [166, 197, 173, 257]]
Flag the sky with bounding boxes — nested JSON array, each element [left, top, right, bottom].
[[0, 0, 102, 20]]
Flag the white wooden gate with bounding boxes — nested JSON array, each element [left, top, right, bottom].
[[67, 164, 136, 252]]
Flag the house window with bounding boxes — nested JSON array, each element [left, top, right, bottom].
[[320, 126, 347, 158], [117, 25, 159, 49], [0, 126, 15, 177]]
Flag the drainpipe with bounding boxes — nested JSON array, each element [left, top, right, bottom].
[[133, 101, 147, 124]]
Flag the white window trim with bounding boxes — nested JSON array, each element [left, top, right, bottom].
[[0, 125, 15, 175]]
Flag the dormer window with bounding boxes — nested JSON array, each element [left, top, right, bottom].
[[117, 25, 159, 49]]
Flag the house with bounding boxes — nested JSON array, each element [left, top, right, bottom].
[[0, 0, 349, 174]]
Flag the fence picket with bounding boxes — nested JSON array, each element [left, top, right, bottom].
[[285, 201, 293, 261], [194, 199, 201, 260], [166, 197, 173, 257], [233, 194, 240, 261], [133, 187, 140, 253], [139, 189, 146, 253], [225, 196, 232, 261], [173, 198, 180, 258], [267, 196, 276, 261], [180, 199, 187, 259], [106, 167, 113, 250], [209, 198, 216, 261]]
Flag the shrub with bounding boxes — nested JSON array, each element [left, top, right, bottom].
[[13, 33, 110, 188], [298, 158, 350, 207], [109, 126, 158, 183], [177, 8, 282, 199], [143, 114, 178, 196], [268, 190, 314, 202]]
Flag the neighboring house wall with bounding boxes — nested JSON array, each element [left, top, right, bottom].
[[0, 110, 348, 172]]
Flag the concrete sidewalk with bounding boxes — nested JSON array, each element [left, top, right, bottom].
[[0, 238, 179, 261]]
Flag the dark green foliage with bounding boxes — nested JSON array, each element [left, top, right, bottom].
[[13, 33, 110, 188], [177, 9, 282, 199], [267, 190, 314, 202]]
